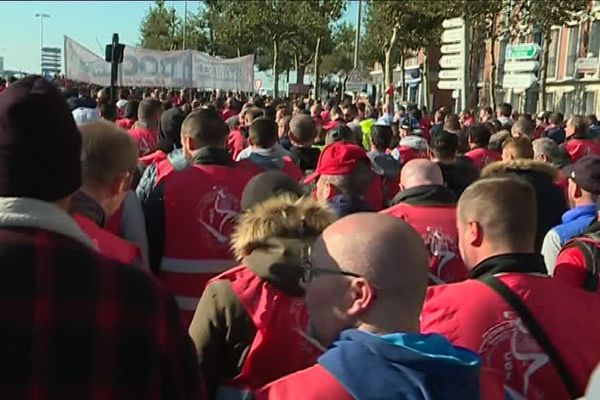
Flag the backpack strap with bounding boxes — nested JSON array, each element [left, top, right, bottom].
[[478, 275, 579, 399], [562, 234, 600, 292]]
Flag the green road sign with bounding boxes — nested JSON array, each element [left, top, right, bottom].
[[505, 43, 541, 60]]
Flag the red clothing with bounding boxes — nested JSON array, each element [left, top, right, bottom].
[[73, 213, 141, 266], [159, 162, 256, 325], [255, 364, 351, 400], [320, 110, 331, 124], [422, 272, 600, 399], [139, 149, 168, 167], [381, 202, 467, 283], [322, 119, 343, 133], [212, 266, 321, 394], [396, 146, 429, 165], [128, 126, 158, 156], [564, 139, 600, 162], [365, 176, 386, 211], [221, 109, 236, 121], [116, 118, 135, 130], [465, 147, 502, 171], [238, 157, 304, 182], [228, 129, 248, 160]]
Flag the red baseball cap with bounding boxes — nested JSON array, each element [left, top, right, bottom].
[[304, 142, 381, 184]]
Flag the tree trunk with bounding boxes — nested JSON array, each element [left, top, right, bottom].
[[384, 25, 399, 105], [297, 63, 305, 85], [342, 73, 349, 94], [539, 29, 550, 112], [467, 32, 483, 111], [273, 38, 279, 97], [423, 49, 430, 111], [313, 36, 322, 100], [489, 15, 498, 109], [399, 50, 406, 102]]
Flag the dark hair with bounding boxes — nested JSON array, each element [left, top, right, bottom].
[[468, 123, 492, 147], [480, 106, 493, 116], [249, 117, 278, 148], [371, 124, 393, 151], [124, 100, 139, 120], [497, 103, 512, 117], [263, 105, 276, 121], [289, 114, 316, 145], [410, 108, 422, 122], [444, 114, 461, 131], [161, 100, 172, 112], [245, 107, 264, 123], [549, 112, 564, 125], [568, 115, 589, 139], [181, 108, 229, 147], [587, 114, 598, 124], [430, 131, 458, 159], [118, 87, 130, 100], [98, 101, 117, 122]]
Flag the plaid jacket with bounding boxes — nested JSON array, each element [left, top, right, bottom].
[[0, 198, 202, 400]]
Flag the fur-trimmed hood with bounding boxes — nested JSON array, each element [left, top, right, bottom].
[[231, 195, 337, 296], [481, 159, 558, 180]]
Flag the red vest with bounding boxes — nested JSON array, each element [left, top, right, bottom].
[[139, 149, 168, 167], [555, 244, 600, 293], [381, 203, 467, 283], [213, 266, 321, 396], [238, 157, 304, 182], [73, 213, 141, 265], [422, 274, 600, 399], [565, 139, 600, 162], [228, 130, 248, 160], [160, 163, 256, 325], [128, 126, 158, 156], [116, 118, 135, 130], [397, 146, 429, 165], [465, 147, 502, 171]]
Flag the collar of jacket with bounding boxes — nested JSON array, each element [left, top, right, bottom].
[[481, 159, 558, 181], [562, 203, 596, 224], [191, 147, 234, 166], [392, 184, 456, 206], [70, 190, 106, 227], [469, 253, 547, 280], [0, 197, 95, 249]]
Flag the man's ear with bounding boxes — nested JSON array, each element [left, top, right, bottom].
[[109, 171, 130, 196], [468, 220, 484, 247]]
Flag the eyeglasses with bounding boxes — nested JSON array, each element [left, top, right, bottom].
[[300, 246, 362, 283]]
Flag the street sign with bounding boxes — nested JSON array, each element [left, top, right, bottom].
[[347, 68, 368, 83], [441, 28, 464, 44], [254, 79, 263, 90], [504, 60, 539, 72], [505, 43, 541, 60], [438, 79, 463, 90], [502, 73, 537, 89], [576, 57, 599, 73], [440, 54, 463, 69], [441, 43, 463, 54], [442, 17, 464, 29], [438, 69, 462, 80]]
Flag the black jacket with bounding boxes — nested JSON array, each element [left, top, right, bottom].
[[391, 184, 456, 206]]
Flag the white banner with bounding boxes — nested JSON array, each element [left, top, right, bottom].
[[64, 36, 254, 90]]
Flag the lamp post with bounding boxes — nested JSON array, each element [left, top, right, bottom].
[[35, 13, 50, 74], [353, 0, 362, 69]]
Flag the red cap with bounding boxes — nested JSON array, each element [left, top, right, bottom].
[[304, 142, 376, 184]]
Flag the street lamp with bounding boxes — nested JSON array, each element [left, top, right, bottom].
[[35, 13, 50, 74]]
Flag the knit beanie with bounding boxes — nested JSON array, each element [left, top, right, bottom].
[[241, 170, 305, 211], [0, 76, 82, 201]]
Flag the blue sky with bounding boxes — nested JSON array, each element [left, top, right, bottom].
[[0, 0, 359, 73]]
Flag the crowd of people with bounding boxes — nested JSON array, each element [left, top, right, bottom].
[[2, 74, 600, 399]]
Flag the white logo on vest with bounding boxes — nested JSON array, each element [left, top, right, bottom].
[[196, 186, 240, 245]]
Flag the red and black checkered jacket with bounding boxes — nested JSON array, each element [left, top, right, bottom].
[[0, 226, 203, 400]]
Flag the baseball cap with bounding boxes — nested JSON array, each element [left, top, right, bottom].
[[304, 141, 383, 184], [563, 156, 600, 194], [400, 116, 422, 133]]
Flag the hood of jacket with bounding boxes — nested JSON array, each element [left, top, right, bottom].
[[436, 157, 480, 198], [231, 195, 336, 296], [157, 107, 185, 153], [481, 159, 558, 180], [246, 152, 286, 171], [391, 184, 456, 206], [319, 329, 481, 400]]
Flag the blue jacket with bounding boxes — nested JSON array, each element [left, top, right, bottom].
[[554, 204, 597, 245], [319, 329, 481, 400]]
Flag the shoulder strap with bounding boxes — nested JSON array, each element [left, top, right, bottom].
[[478, 275, 579, 399], [562, 235, 600, 292]]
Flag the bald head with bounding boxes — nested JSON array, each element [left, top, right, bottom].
[[400, 159, 444, 189]]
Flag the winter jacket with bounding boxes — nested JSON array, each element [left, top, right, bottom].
[[255, 329, 483, 400], [136, 148, 188, 205], [563, 138, 600, 162], [436, 156, 480, 198], [422, 253, 600, 399], [482, 160, 568, 253], [188, 196, 335, 399], [543, 126, 566, 145], [542, 203, 596, 274]]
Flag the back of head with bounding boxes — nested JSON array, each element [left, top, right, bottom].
[[79, 121, 138, 187], [430, 130, 458, 160], [245, 107, 264, 124], [181, 108, 228, 147], [400, 159, 444, 189], [497, 102, 512, 118], [241, 170, 305, 211], [409, 108, 422, 122], [98, 100, 116, 122], [138, 98, 162, 122], [118, 87, 130, 100], [567, 115, 589, 139], [532, 138, 560, 162], [290, 114, 316, 145], [549, 112, 563, 125], [124, 100, 139, 120], [458, 177, 537, 258], [0, 76, 82, 201], [158, 107, 186, 150], [467, 123, 491, 147], [444, 113, 461, 131], [249, 117, 278, 149], [502, 137, 534, 160], [326, 125, 355, 146], [511, 117, 535, 138], [371, 124, 393, 151]]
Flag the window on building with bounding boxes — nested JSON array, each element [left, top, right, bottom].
[[583, 92, 597, 115], [545, 93, 555, 111], [498, 40, 507, 85], [563, 92, 574, 116], [589, 20, 600, 57], [546, 29, 560, 79], [566, 25, 581, 77]]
